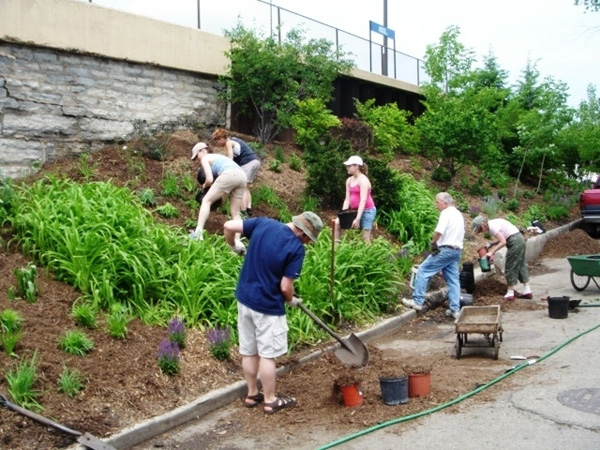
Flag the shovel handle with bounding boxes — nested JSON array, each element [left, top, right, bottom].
[[0, 393, 81, 437], [297, 303, 352, 352]]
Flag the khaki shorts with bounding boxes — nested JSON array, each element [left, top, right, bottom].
[[237, 302, 288, 358], [213, 168, 247, 199], [241, 159, 261, 184]]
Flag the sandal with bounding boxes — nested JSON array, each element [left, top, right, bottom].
[[244, 392, 264, 408], [263, 394, 296, 414]]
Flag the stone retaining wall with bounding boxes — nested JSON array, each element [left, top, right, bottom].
[[0, 42, 226, 179]]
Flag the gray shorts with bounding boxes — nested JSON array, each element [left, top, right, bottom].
[[241, 159, 261, 184], [213, 168, 247, 199], [237, 302, 288, 358]]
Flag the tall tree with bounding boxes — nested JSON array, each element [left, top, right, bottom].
[[220, 24, 354, 144]]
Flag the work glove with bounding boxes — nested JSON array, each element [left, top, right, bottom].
[[229, 239, 246, 256], [189, 229, 203, 241], [430, 242, 439, 255], [287, 296, 302, 307]]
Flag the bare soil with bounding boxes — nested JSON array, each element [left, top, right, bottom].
[[0, 130, 588, 449]]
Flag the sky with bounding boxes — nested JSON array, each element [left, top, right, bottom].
[[88, 0, 599, 107]]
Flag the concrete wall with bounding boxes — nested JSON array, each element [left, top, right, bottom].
[[0, 0, 231, 179]]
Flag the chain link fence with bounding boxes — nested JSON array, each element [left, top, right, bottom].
[[81, 0, 426, 86]]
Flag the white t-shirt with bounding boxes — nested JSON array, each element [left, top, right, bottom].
[[488, 218, 520, 240], [435, 206, 465, 249]]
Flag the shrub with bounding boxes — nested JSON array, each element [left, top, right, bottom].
[[288, 153, 302, 172], [161, 173, 181, 198], [330, 118, 373, 153], [157, 339, 180, 375], [273, 145, 285, 163], [268, 159, 281, 173], [431, 166, 452, 182], [1, 308, 24, 356], [506, 198, 520, 212], [289, 98, 341, 149]]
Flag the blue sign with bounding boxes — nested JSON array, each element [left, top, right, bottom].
[[369, 20, 395, 39]]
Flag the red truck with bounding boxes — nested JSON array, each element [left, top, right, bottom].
[[580, 177, 600, 234]]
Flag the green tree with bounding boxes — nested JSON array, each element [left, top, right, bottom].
[[510, 62, 574, 194], [220, 24, 354, 144], [416, 29, 507, 178], [575, 0, 600, 12]]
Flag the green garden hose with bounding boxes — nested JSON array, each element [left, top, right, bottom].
[[318, 320, 600, 449]]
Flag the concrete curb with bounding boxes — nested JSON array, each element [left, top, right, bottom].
[[80, 219, 583, 449]]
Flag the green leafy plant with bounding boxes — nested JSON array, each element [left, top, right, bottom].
[[167, 317, 186, 349], [206, 327, 232, 361], [14, 264, 38, 303], [161, 173, 181, 198], [288, 153, 302, 172], [59, 330, 94, 356], [155, 203, 180, 218], [5, 350, 42, 411], [273, 145, 286, 163], [268, 159, 281, 173], [1, 308, 24, 356], [78, 152, 96, 181], [57, 365, 85, 397], [289, 98, 341, 148], [106, 303, 132, 339], [157, 339, 180, 375], [137, 188, 157, 206], [71, 302, 97, 329], [506, 198, 520, 212]]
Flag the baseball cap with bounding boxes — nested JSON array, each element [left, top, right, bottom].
[[191, 142, 208, 160], [343, 155, 363, 166], [472, 215, 485, 232], [292, 212, 324, 242]]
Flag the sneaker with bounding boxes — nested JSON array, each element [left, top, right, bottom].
[[402, 298, 423, 311], [445, 309, 459, 319]]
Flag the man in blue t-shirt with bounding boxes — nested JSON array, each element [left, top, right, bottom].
[[223, 211, 323, 414]]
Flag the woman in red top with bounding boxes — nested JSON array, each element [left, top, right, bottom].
[[334, 155, 377, 244]]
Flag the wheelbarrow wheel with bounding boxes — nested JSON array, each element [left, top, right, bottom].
[[455, 334, 463, 359], [570, 269, 590, 291]]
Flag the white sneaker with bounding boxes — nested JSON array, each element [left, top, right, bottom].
[[402, 298, 423, 311], [445, 309, 459, 319]]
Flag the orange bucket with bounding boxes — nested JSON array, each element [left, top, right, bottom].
[[339, 383, 363, 407]]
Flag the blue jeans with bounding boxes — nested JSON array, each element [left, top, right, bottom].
[[413, 247, 462, 312]]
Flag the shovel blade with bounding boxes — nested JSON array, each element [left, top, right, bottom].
[[334, 333, 369, 367], [78, 432, 116, 450]]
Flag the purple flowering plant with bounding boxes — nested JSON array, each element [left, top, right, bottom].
[[157, 339, 180, 375], [469, 205, 481, 218], [206, 326, 231, 361], [167, 317, 186, 349]]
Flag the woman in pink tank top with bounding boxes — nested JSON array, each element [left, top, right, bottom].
[[334, 155, 377, 244]]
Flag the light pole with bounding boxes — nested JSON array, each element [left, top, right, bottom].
[[382, 0, 388, 76]]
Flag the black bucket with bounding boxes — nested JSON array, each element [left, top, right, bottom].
[[548, 296, 569, 319], [338, 210, 357, 229], [460, 263, 475, 293], [379, 376, 408, 405]]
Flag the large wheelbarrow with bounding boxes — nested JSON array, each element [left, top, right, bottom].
[[566, 254, 600, 291], [454, 305, 503, 360]]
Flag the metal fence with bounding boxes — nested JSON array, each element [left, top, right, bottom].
[[82, 0, 426, 86]]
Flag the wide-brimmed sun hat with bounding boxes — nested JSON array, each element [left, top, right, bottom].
[[472, 215, 485, 232], [292, 212, 324, 242]]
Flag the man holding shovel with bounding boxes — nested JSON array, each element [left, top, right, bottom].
[[223, 211, 323, 414], [402, 192, 465, 319]]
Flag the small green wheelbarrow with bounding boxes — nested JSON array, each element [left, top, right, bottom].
[[566, 255, 600, 291]]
